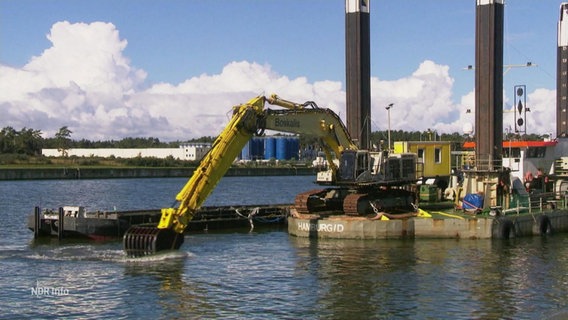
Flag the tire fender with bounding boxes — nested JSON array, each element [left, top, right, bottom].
[[493, 218, 516, 239], [537, 215, 552, 235]]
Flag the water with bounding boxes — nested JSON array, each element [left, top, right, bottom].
[[1, 176, 567, 319]]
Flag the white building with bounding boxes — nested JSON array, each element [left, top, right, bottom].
[[42, 142, 212, 161], [179, 142, 211, 160]]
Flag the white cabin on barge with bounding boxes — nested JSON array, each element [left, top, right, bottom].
[[463, 139, 558, 184]]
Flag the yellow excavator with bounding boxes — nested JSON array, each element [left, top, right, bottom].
[[123, 94, 417, 256]]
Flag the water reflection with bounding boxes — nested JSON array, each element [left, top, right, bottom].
[[122, 251, 191, 319], [289, 236, 422, 318], [288, 235, 568, 319]]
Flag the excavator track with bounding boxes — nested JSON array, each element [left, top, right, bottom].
[[343, 193, 368, 216], [123, 226, 184, 257], [343, 189, 417, 216], [294, 189, 326, 214]]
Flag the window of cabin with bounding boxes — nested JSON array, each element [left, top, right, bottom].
[[526, 147, 546, 158], [435, 148, 442, 163], [417, 149, 424, 162], [503, 147, 521, 158]]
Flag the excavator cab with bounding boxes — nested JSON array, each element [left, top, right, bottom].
[[336, 149, 417, 186], [337, 150, 372, 183]]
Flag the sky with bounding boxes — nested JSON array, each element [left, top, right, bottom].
[[0, 0, 564, 141]]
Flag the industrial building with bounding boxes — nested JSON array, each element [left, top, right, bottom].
[[42, 136, 302, 162], [41, 142, 212, 161]]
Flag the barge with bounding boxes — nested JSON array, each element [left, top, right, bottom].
[[287, 202, 568, 240], [28, 204, 289, 240]]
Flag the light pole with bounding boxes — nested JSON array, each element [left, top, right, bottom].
[[386, 103, 394, 151]]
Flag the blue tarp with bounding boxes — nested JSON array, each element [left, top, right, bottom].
[[462, 193, 483, 210]]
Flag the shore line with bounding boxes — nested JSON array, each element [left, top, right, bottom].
[[0, 166, 315, 180]]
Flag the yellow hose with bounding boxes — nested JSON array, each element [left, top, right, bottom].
[[416, 208, 465, 220], [432, 211, 465, 220], [417, 208, 432, 218]]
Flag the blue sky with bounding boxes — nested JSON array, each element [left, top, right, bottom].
[[0, 0, 564, 140]]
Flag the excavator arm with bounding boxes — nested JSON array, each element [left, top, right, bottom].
[[123, 94, 356, 256], [159, 96, 265, 234]]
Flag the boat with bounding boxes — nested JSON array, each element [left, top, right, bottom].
[[28, 204, 290, 240]]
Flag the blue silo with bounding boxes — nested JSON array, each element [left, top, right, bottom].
[[240, 140, 251, 160], [287, 137, 300, 160], [251, 137, 264, 160], [276, 137, 288, 160], [264, 137, 276, 159]]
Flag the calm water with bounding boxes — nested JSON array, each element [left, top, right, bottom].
[[0, 176, 567, 319]]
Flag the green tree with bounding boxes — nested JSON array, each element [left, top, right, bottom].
[[0, 126, 17, 153], [55, 126, 73, 157], [15, 128, 43, 155]]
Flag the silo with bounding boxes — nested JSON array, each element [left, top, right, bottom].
[[276, 137, 288, 160], [264, 137, 276, 160], [288, 137, 300, 160], [240, 140, 251, 160], [252, 137, 264, 160]]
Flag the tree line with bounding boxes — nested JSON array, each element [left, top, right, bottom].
[[0, 125, 548, 157], [0, 126, 216, 156]]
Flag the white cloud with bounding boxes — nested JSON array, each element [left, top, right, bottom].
[[0, 21, 558, 142], [0, 21, 151, 140], [371, 60, 462, 133], [524, 88, 556, 136]]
